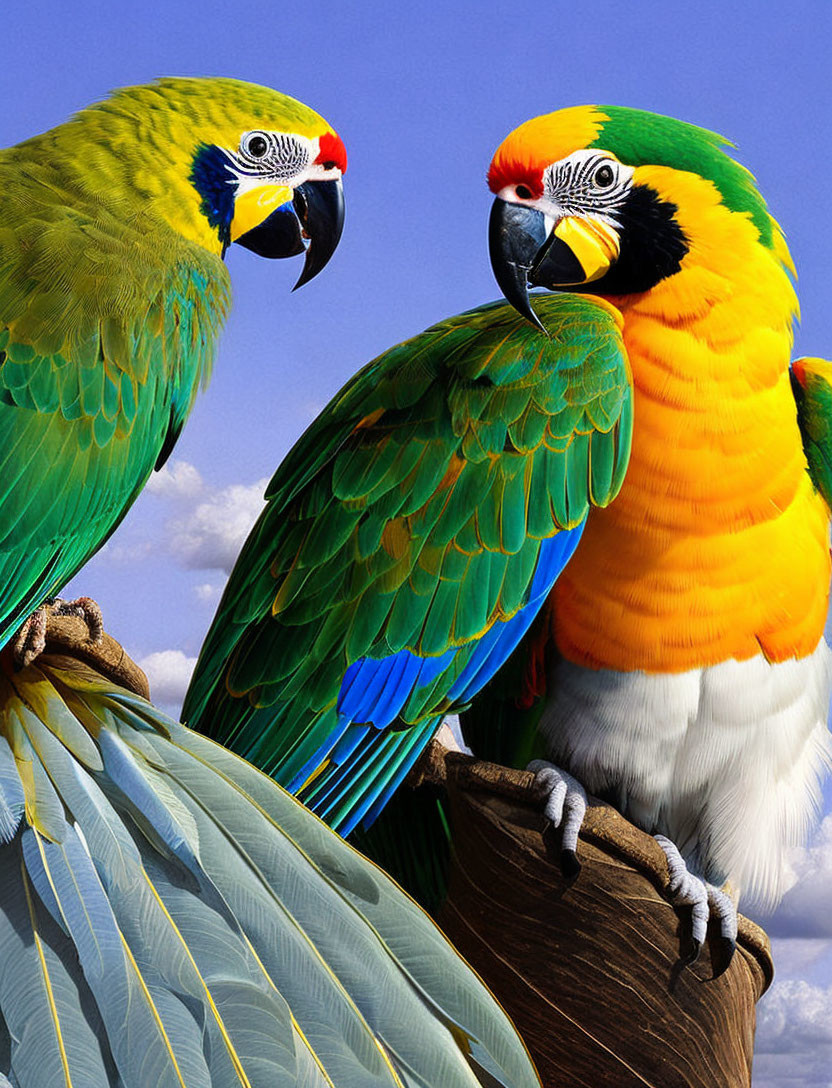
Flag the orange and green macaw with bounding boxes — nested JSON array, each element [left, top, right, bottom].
[[478, 105, 832, 957], [0, 76, 345, 663], [185, 104, 831, 962]]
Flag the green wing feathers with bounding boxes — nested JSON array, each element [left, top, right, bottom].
[[0, 150, 229, 644], [792, 356, 832, 509], [184, 294, 631, 817]]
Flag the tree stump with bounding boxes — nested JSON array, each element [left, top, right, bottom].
[[422, 746, 772, 1088]]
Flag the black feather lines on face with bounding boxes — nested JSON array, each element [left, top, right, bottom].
[[545, 154, 629, 221]]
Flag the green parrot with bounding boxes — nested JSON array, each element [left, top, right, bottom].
[[182, 293, 632, 840], [0, 76, 345, 665]]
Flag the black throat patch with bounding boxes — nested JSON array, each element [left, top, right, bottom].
[[589, 184, 689, 295]]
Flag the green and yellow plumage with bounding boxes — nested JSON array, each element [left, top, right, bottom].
[[184, 293, 632, 834], [0, 77, 342, 647]]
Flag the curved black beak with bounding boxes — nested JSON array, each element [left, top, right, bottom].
[[234, 178, 345, 289], [489, 199, 550, 333], [292, 178, 345, 290], [489, 198, 588, 332]]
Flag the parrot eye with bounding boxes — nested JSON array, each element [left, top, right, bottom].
[[321, 161, 337, 171], [592, 163, 616, 189], [234, 131, 313, 181], [515, 184, 534, 200], [241, 132, 271, 159]]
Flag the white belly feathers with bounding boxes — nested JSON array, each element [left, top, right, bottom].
[[538, 640, 832, 910]]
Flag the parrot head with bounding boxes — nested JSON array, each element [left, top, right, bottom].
[[56, 77, 347, 285], [487, 105, 782, 330]]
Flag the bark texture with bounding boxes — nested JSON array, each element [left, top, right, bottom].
[[422, 745, 772, 1088], [40, 611, 150, 698]]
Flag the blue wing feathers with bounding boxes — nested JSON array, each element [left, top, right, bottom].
[[301, 522, 585, 834], [0, 736, 24, 844]]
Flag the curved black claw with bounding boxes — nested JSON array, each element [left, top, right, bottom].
[[680, 932, 703, 967], [560, 847, 582, 880], [711, 935, 737, 978]]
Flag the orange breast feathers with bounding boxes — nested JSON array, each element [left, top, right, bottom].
[[552, 183, 831, 673]]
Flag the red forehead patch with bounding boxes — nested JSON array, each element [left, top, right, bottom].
[[487, 156, 544, 198], [315, 131, 348, 174], [487, 107, 606, 199]]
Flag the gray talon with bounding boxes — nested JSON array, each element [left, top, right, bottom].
[[656, 834, 738, 969], [528, 760, 588, 875]]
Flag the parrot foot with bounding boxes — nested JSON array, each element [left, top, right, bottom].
[[527, 759, 587, 878], [13, 596, 104, 670], [656, 835, 738, 972]]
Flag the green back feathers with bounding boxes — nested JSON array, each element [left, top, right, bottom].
[[0, 259, 226, 646], [184, 293, 631, 806], [594, 106, 774, 247], [0, 111, 230, 645]]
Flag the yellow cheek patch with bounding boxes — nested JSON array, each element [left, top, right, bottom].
[[230, 183, 294, 241], [554, 216, 621, 282]]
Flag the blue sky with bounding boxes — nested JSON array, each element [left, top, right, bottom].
[[3, 1, 832, 1082]]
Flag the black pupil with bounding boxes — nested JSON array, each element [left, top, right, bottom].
[[516, 184, 533, 199], [322, 161, 337, 171], [595, 164, 614, 187], [248, 135, 268, 158]]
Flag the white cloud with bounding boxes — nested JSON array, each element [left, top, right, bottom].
[[147, 460, 205, 500], [757, 980, 832, 1051], [137, 649, 198, 711], [769, 937, 832, 979], [166, 477, 268, 573], [763, 815, 832, 938], [754, 978, 832, 1087], [94, 539, 155, 565], [193, 582, 224, 605], [85, 459, 266, 577]]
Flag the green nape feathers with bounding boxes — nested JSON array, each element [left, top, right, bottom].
[[0, 76, 340, 652], [592, 106, 773, 246]]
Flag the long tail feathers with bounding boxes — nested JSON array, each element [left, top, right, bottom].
[[0, 656, 539, 1088]]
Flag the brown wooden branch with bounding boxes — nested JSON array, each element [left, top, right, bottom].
[[415, 739, 771, 1088], [39, 612, 150, 699]]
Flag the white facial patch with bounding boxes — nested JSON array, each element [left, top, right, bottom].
[[224, 130, 317, 193], [542, 149, 634, 227]]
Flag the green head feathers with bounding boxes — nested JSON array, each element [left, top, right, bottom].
[[592, 106, 772, 246], [7, 76, 346, 257]]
